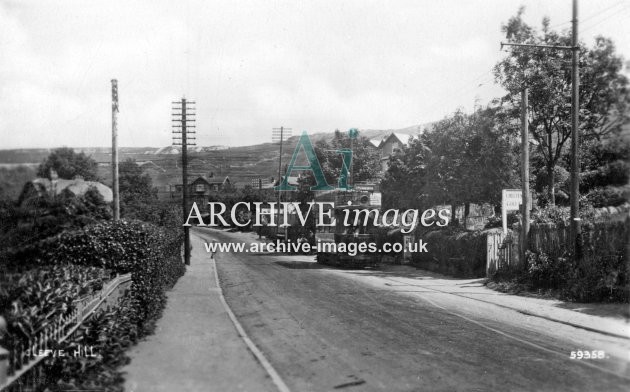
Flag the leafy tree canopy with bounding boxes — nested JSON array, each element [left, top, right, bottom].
[[381, 108, 519, 212], [494, 7, 630, 204], [37, 147, 99, 181], [314, 130, 381, 187]]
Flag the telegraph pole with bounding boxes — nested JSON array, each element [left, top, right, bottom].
[[272, 127, 292, 237], [173, 98, 196, 265], [501, 0, 580, 261], [569, 0, 581, 260], [521, 89, 530, 264], [348, 128, 359, 189], [111, 79, 120, 221]]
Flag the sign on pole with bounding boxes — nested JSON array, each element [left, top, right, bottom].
[[502, 189, 532, 233]]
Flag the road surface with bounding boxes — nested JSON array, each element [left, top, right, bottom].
[[195, 228, 630, 392]]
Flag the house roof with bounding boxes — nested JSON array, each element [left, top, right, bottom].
[[388, 132, 412, 146], [369, 139, 382, 148], [191, 175, 230, 185], [20, 178, 113, 204], [371, 132, 413, 149]]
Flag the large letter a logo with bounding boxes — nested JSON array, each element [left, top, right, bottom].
[[275, 131, 334, 191]]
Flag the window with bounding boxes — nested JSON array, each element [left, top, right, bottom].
[[195, 184, 205, 192]]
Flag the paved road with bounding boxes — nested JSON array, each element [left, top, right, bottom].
[[195, 229, 630, 392]]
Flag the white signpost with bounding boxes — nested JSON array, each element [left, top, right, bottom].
[[501, 189, 532, 233]]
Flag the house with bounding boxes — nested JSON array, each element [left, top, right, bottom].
[[18, 177, 113, 206], [170, 175, 231, 205], [268, 175, 300, 189], [375, 132, 412, 172], [250, 177, 274, 189]]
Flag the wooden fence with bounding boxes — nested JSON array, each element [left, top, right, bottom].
[[486, 229, 516, 276], [487, 212, 629, 277], [0, 273, 132, 391]]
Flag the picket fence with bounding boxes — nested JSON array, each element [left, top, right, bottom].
[[486, 230, 516, 275], [486, 207, 629, 277], [0, 273, 132, 391]]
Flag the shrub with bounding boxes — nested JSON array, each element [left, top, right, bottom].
[[0, 191, 112, 268], [41, 295, 144, 392], [412, 229, 488, 278], [526, 251, 572, 289], [0, 264, 111, 372], [38, 220, 185, 325], [584, 186, 627, 208], [562, 251, 629, 302], [2, 220, 186, 390]]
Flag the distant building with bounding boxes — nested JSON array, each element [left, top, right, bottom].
[[269, 175, 300, 189], [18, 177, 113, 206], [170, 174, 231, 205], [250, 177, 273, 189], [372, 132, 412, 172]]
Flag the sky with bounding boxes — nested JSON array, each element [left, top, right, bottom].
[[1, 0, 629, 149]]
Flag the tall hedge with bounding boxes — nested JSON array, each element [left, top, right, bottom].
[[38, 220, 185, 327], [412, 230, 488, 278]]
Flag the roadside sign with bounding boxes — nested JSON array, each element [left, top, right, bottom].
[[369, 192, 382, 206], [501, 189, 532, 233]]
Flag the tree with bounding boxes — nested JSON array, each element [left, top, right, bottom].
[[314, 130, 381, 187], [381, 108, 519, 217], [37, 147, 98, 181], [422, 108, 519, 212], [118, 159, 158, 220], [381, 135, 431, 210], [494, 8, 630, 205]]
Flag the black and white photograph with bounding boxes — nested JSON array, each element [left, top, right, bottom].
[[0, 1, 629, 391]]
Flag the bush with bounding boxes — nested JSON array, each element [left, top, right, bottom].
[[412, 229, 487, 278], [41, 295, 144, 392], [0, 264, 112, 373], [585, 186, 627, 208], [526, 251, 572, 289], [2, 219, 186, 390], [530, 204, 597, 225], [0, 191, 112, 269], [562, 252, 629, 302], [38, 220, 185, 325]]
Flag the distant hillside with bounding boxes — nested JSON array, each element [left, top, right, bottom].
[[0, 123, 433, 196]]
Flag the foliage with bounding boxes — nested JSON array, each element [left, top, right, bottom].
[[38, 220, 185, 323], [492, 219, 629, 302], [382, 107, 519, 213], [411, 230, 488, 278], [494, 8, 630, 205], [0, 264, 111, 369], [532, 164, 569, 206], [118, 159, 159, 220], [423, 108, 519, 209], [562, 252, 628, 303], [526, 251, 572, 289], [0, 191, 112, 267], [0, 165, 37, 200], [314, 130, 381, 187], [380, 135, 431, 210], [530, 203, 596, 224], [523, 249, 628, 302], [1, 219, 185, 390], [584, 186, 627, 208], [37, 147, 99, 181], [41, 295, 144, 392]]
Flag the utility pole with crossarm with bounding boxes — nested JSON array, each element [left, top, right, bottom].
[[173, 98, 196, 265], [501, 0, 580, 263]]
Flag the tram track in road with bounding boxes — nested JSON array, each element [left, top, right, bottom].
[[194, 228, 630, 391]]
